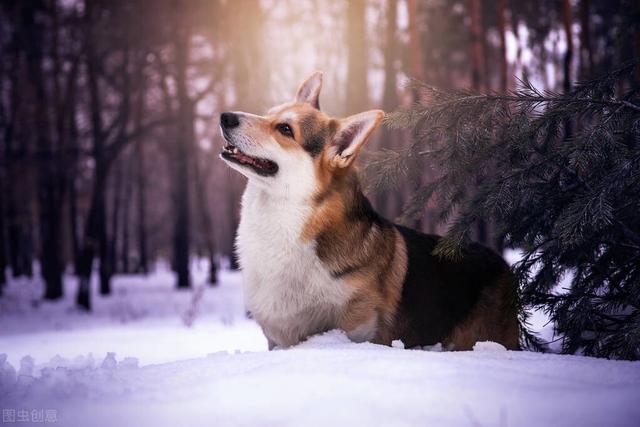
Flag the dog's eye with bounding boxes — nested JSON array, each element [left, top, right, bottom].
[[276, 123, 294, 138]]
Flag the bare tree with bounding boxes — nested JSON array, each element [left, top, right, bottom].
[[579, 0, 594, 80], [345, 0, 368, 115], [20, 2, 65, 299], [0, 170, 6, 293], [109, 157, 124, 275], [172, 14, 193, 289], [498, 0, 509, 93], [193, 150, 217, 285], [562, 0, 574, 94], [407, 0, 425, 85], [76, 0, 166, 309], [120, 155, 132, 273], [4, 3, 34, 279], [133, 57, 149, 275], [374, 0, 400, 218], [469, 0, 487, 92]]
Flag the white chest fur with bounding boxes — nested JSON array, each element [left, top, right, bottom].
[[236, 184, 353, 346]]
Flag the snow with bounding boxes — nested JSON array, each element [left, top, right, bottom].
[[1, 260, 639, 426], [472, 340, 507, 352], [0, 261, 267, 367]]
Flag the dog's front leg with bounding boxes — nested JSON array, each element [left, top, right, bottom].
[[268, 338, 277, 351], [339, 296, 380, 343], [260, 322, 282, 350]]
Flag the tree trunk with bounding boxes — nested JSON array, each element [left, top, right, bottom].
[[76, 168, 108, 309], [76, 0, 109, 308], [469, 0, 489, 245], [579, 0, 594, 80], [345, 0, 368, 115], [561, 0, 574, 142], [133, 59, 148, 275], [173, 27, 192, 289], [68, 172, 80, 273], [498, 0, 509, 93], [6, 175, 31, 277], [0, 11, 7, 293], [5, 127, 34, 279], [109, 159, 123, 275], [65, 55, 81, 275], [381, 0, 397, 114], [121, 160, 132, 274], [56, 10, 81, 277], [469, 0, 487, 92], [134, 130, 148, 275], [0, 172, 6, 293], [562, 0, 574, 94], [193, 151, 217, 285], [376, 0, 399, 218], [39, 177, 64, 300], [407, 0, 425, 84], [4, 10, 33, 279], [97, 170, 111, 295], [23, 3, 64, 300]]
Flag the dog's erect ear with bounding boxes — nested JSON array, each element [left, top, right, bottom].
[[295, 72, 323, 109], [329, 110, 384, 169]]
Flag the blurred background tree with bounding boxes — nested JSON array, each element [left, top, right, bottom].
[[0, 0, 638, 357]]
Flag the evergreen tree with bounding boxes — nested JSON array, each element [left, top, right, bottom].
[[379, 60, 640, 360]]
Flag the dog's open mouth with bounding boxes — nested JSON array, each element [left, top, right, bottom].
[[221, 143, 279, 177]]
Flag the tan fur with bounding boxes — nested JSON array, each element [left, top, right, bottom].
[[266, 103, 333, 150], [301, 171, 407, 345]]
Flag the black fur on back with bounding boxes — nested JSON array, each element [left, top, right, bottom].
[[394, 225, 511, 348]]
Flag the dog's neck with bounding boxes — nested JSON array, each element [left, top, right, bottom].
[[244, 181, 314, 209], [242, 169, 386, 248], [299, 170, 394, 280], [299, 171, 385, 239]]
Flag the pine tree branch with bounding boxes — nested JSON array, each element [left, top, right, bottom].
[[621, 100, 640, 113], [379, 60, 640, 359], [432, 93, 639, 113]]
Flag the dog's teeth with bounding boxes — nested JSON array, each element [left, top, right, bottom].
[[233, 147, 238, 154]]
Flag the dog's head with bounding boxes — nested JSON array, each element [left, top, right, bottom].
[[219, 72, 384, 198]]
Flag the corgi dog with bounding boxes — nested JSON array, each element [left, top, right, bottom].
[[220, 72, 519, 351]]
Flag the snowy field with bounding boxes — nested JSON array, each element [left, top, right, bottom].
[[1, 260, 639, 427]]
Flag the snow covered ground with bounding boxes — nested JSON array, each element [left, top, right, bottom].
[[1, 260, 639, 427], [0, 261, 266, 367]]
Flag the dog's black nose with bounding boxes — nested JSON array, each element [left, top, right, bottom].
[[220, 112, 240, 129]]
